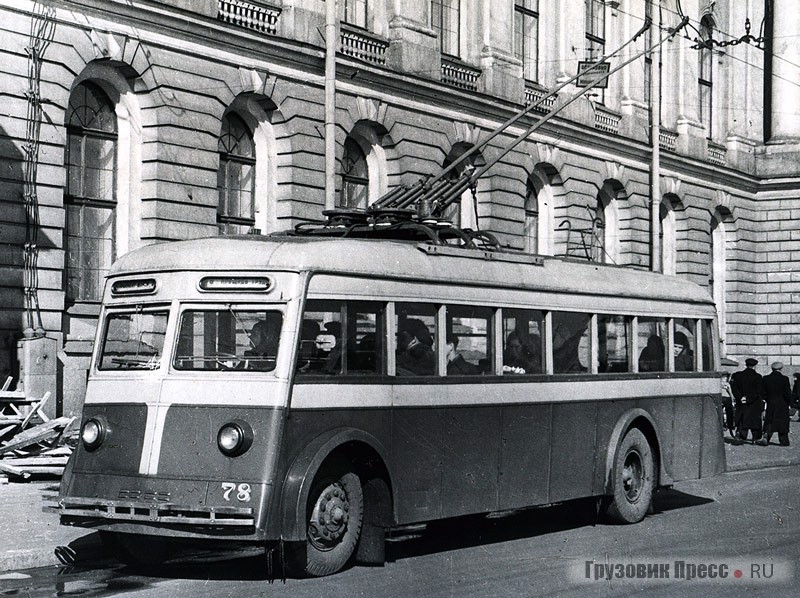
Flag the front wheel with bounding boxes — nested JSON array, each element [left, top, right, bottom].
[[604, 428, 654, 524], [290, 461, 363, 577]]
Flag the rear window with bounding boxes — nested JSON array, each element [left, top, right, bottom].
[[173, 308, 283, 372]]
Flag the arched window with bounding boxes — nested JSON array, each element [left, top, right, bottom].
[[527, 167, 558, 255], [218, 113, 256, 234], [596, 184, 620, 264], [341, 136, 369, 209], [524, 178, 539, 254], [710, 212, 728, 352], [698, 15, 714, 138], [659, 197, 677, 275], [441, 142, 483, 230], [65, 81, 117, 302]]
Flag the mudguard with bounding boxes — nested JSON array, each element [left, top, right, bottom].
[[277, 427, 392, 541], [603, 408, 672, 495]]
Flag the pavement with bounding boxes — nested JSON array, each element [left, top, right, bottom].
[[1, 419, 800, 575]]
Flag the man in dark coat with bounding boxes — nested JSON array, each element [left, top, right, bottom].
[[445, 334, 479, 376], [758, 362, 792, 446], [730, 357, 764, 442]]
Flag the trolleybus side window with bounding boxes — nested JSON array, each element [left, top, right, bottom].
[[298, 300, 385, 375], [701, 319, 715, 372], [598, 315, 631, 373], [395, 303, 437, 376], [445, 305, 491, 375], [673, 318, 696, 372], [502, 308, 544, 375], [173, 308, 283, 371], [552, 311, 591, 374], [99, 308, 169, 370], [638, 317, 667, 372]]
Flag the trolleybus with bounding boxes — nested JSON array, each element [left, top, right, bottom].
[[50, 231, 725, 577]]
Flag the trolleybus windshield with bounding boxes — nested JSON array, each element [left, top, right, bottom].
[[98, 308, 169, 370], [173, 308, 284, 372]]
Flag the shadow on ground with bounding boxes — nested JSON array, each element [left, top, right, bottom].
[[50, 487, 713, 585]]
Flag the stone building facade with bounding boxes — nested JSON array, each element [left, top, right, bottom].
[[0, 0, 798, 416]]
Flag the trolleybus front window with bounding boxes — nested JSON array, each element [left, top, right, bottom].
[[99, 309, 169, 370], [173, 308, 283, 371]]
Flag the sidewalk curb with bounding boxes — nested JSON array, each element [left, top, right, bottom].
[[0, 548, 63, 573], [726, 458, 800, 473]]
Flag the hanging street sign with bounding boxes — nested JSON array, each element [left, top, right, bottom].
[[577, 61, 611, 88]]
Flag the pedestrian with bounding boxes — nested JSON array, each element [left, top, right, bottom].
[[758, 362, 792, 446], [792, 373, 800, 422], [729, 357, 764, 443], [720, 372, 736, 438]]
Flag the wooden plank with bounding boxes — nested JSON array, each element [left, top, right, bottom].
[[0, 460, 31, 478], [39, 446, 73, 457], [2, 455, 69, 466], [0, 417, 74, 455], [20, 392, 52, 428], [7, 465, 64, 476]]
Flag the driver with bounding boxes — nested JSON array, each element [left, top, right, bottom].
[[244, 316, 280, 370]]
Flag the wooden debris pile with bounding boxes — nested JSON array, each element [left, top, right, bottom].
[[0, 376, 75, 482]]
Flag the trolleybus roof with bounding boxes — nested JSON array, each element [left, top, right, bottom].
[[110, 235, 714, 308]]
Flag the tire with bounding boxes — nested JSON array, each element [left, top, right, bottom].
[[604, 428, 654, 524], [99, 531, 174, 567], [290, 461, 363, 577]]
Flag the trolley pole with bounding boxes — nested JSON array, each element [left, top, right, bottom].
[[324, 0, 337, 210]]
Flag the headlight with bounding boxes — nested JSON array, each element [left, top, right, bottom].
[[81, 417, 106, 451], [217, 420, 253, 457]]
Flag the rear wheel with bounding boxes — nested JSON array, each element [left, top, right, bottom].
[[605, 428, 654, 523], [289, 461, 363, 577]]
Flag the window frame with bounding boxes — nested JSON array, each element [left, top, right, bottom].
[[217, 112, 257, 234], [698, 17, 714, 139], [431, 0, 461, 58], [514, 0, 540, 83], [341, 0, 368, 29], [65, 81, 118, 303]]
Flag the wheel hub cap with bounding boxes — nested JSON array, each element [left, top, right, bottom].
[[308, 482, 350, 550], [622, 450, 643, 503]]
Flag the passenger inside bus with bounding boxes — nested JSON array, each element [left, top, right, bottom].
[[673, 331, 694, 371], [396, 318, 436, 376], [318, 321, 343, 373], [352, 332, 377, 372], [638, 334, 666, 372], [445, 334, 479, 375], [504, 330, 541, 374], [244, 314, 281, 370], [296, 319, 321, 372]]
